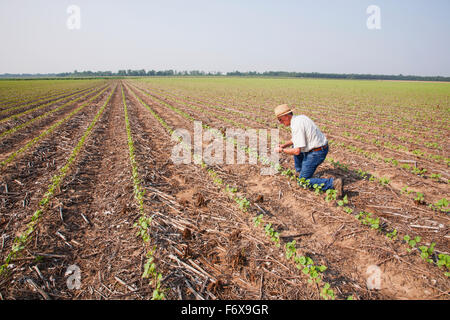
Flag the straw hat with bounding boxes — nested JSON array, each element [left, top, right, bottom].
[[274, 104, 293, 118]]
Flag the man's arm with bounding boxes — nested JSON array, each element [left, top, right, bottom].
[[281, 147, 301, 155], [275, 140, 301, 155], [279, 140, 293, 149], [275, 140, 293, 153]]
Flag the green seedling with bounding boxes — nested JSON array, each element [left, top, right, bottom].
[[403, 235, 421, 252], [386, 229, 398, 240], [414, 192, 425, 205], [430, 173, 441, 181], [297, 177, 310, 189], [401, 186, 414, 195], [355, 211, 380, 230], [320, 283, 335, 300], [379, 177, 390, 186], [418, 242, 436, 264], [337, 195, 348, 207], [235, 196, 250, 212], [253, 214, 263, 227], [432, 198, 449, 212], [313, 183, 325, 195], [264, 223, 280, 247], [411, 166, 427, 176], [343, 206, 353, 214], [325, 189, 337, 202], [285, 240, 297, 260], [437, 254, 450, 276]]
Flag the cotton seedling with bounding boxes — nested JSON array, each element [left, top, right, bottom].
[[337, 195, 348, 207], [264, 223, 280, 247], [432, 198, 449, 212], [386, 229, 398, 240], [297, 177, 310, 189], [401, 186, 413, 195], [295, 256, 327, 284], [355, 211, 380, 230], [253, 214, 263, 227], [403, 235, 421, 252], [378, 177, 390, 186], [430, 173, 441, 181], [343, 206, 353, 214], [418, 243, 436, 264], [411, 166, 427, 176], [320, 283, 335, 300], [437, 254, 450, 276], [325, 189, 337, 202], [235, 196, 250, 212], [414, 192, 425, 204], [313, 183, 325, 195], [285, 240, 297, 260], [142, 247, 165, 300]]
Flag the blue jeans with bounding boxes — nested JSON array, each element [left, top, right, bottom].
[[294, 146, 334, 191]]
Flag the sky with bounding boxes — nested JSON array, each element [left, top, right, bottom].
[[0, 0, 449, 76]]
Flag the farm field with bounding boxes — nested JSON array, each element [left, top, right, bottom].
[[0, 77, 449, 300]]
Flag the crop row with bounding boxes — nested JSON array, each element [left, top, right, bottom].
[[0, 85, 108, 141], [0, 85, 95, 115], [0, 86, 110, 169], [0, 84, 99, 118], [0, 86, 116, 275], [0, 86, 76, 108], [0, 85, 102, 123], [0, 87, 74, 109], [0, 80, 105, 109], [121, 85, 164, 300]]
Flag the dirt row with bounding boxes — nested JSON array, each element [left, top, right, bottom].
[[0, 85, 103, 121], [0, 81, 106, 110], [0, 86, 115, 265], [0, 86, 86, 108], [124, 82, 449, 299], [0, 85, 108, 157]]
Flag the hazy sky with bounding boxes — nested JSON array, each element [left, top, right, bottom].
[[1, 0, 449, 76]]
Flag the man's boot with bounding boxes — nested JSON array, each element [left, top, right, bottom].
[[333, 178, 343, 199]]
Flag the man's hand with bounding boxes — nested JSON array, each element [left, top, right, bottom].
[[275, 146, 283, 153]]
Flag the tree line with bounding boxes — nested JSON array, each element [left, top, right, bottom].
[[0, 70, 449, 82]]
